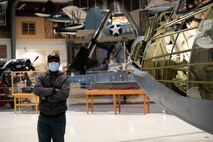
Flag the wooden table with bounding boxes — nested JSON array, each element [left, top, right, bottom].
[[13, 93, 39, 113], [85, 89, 150, 114]]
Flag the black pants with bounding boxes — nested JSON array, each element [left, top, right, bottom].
[[37, 113, 66, 142]]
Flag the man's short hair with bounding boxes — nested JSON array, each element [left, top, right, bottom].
[[47, 53, 60, 63]]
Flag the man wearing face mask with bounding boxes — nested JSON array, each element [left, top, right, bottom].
[[34, 53, 70, 142]]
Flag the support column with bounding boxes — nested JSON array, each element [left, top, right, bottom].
[[139, 0, 148, 35], [11, 0, 20, 59]]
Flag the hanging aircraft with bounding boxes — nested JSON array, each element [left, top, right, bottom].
[[52, 6, 136, 42], [53, 7, 104, 35], [51, 6, 87, 34], [43, 5, 87, 24], [35, 0, 136, 42], [69, 0, 213, 134], [74, 8, 136, 43], [35, 0, 87, 33]]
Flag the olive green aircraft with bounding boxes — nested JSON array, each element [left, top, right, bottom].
[[129, 0, 213, 134]]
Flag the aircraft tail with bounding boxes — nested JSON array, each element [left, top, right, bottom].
[[62, 6, 87, 23], [84, 8, 106, 30]]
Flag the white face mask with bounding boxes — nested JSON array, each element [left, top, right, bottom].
[[48, 62, 60, 72]]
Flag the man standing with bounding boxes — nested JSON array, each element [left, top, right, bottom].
[[34, 53, 70, 142]]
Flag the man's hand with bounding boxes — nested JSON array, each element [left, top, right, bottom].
[[55, 88, 60, 93], [53, 88, 60, 94], [47, 88, 62, 102]]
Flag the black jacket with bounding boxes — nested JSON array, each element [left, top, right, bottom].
[[33, 71, 70, 115]]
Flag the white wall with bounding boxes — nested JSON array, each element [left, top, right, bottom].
[[16, 39, 67, 71]]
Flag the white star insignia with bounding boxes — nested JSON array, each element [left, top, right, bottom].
[[110, 24, 121, 36]]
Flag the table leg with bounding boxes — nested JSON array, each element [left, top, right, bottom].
[[86, 95, 88, 113], [35, 97, 38, 114], [21, 98, 24, 112], [113, 95, 117, 114], [91, 95, 94, 113], [147, 95, 150, 113], [14, 96, 16, 113], [144, 94, 146, 115], [118, 95, 121, 114]]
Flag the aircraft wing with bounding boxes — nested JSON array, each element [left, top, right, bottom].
[[75, 29, 135, 43], [75, 22, 135, 41], [75, 30, 96, 38], [35, 6, 87, 23], [35, 11, 75, 23], [35, 13, 51, 17], [97, 34, 135, 43], [131, 65, 213, 134], [46, 13, 75, 23], [54, 23, 84, 35]]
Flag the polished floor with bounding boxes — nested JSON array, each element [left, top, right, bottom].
[[0, 103, 213, 142]]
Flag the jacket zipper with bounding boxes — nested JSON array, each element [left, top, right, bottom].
[[50, 75, 57, 115]]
